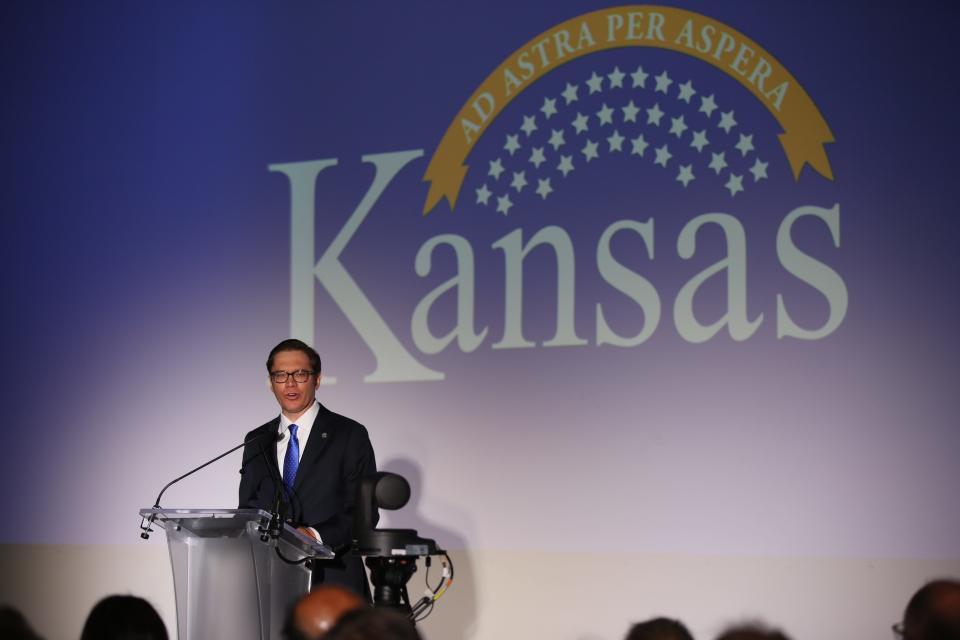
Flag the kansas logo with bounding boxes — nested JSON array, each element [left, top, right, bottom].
[[270, 5, 846, 383]]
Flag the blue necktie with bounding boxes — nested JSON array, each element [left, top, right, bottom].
[[283, 424, 300, 491]]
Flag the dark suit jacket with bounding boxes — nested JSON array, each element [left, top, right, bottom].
[[238, 402, 377, 598]]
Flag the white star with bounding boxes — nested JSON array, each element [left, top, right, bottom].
[[677, 80, 696, 103], [654, 144, 672, 167], [520, 115, 537, 137], [475, 183, 492, 205], [541, 97, 558, 119], [582, 139, 599, 162], [749, 158, 769, 182], [562, 82, 579, 105], [699, 94, 718, 118], [607, 129, 625, 152], [496, 193, 514, 215], [529, 146, 546, 168], [548, 129, 566, 151], [669, 115, 688, 139], [557, 154, 574, 177], [622, 100, 640, 123], [586, 71, 604, 94], [488, 158, 505, 180], [596, 103, 614, 126], [536, 177, 553, 200], [654, 70, 673, 94], [646, 103, 664, 126], [608, 66, 626, 89], [690, 130, 709, 152], [630, 65, 649, 88], [676, 164, 695, 188], [511, 170, 528, 193], [725, 173, 744, 196], [735, 133, 754, 157], [718, 110, 737, 134], [572, 112, 589, 134], [504, 134, 521, 155], [709, 151, 727, 175], [630, 134, 649, 156]]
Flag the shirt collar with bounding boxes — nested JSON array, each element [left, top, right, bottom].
[[278, 400, 319, 438]]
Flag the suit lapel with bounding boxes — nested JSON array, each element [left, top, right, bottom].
[[293, 404, 333, 490]]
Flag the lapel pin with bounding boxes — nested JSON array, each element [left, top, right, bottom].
[[321, 432, 328, 438]]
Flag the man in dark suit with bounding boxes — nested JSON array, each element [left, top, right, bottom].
[[239, 339, 377, 599]]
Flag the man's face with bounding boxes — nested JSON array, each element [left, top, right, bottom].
[[269, 349, 321, 420]]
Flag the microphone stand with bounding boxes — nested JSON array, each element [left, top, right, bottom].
[[139, 432, 275, 539]]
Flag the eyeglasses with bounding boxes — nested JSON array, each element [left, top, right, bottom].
[[892, 622, 905, 639], [270, 369, 315, 384]]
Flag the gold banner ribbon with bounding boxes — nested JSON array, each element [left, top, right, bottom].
[[423, 5, 834, 214]]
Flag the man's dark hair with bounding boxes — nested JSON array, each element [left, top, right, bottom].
[[267, 339, 322, 375], [80, 595, 168, 640], [626, 616, 694, 640], [903, 579, 960, 640], [323, 607, 422, 640]]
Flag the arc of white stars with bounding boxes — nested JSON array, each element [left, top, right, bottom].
[[476, 183, 492, 205], [562, 82, 579, 105], [735, 133, 754, 157], [581, 139, 599, 162], [529, 146, 546, 168], [607, 130, 625, 152], [699, 94, 718, 117], [646, 103, 664, 126], [654, 70, 673, 94], [677, 80, 696, 103], [718, 110, 737, 134], [541, 97, 558, 119], [597, 103, 614, 126], [608, 66, 625, 89], [548, 129, 566, 151], [725, 173, 744, 196], [631, 65, 649, 88], [511, 171, 527, 193], [488, 158, 504, 180], [504, 134, 521, 155], [572, 112, 589, 134], [586, 71, 604, 94], [749, 158, 768, 182], [520, 115, 537, 137], [631, 134, 649, 156], [669, 115, 688, 138], [536, 178, 553, 200], [709, 151, 727, 174], [496, 193, 513, 215], [690, 130, 709, 152], [654, 144, 672, 167]]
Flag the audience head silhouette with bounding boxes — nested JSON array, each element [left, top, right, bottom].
[[80, 595, 168, 640], [715, 622, 792, 640], [283, 585, 365, 640], [0, 605, 44, 640], [625, 616, 695, 640], [323, 607, 422, 640], [900, 579, 960, 640]]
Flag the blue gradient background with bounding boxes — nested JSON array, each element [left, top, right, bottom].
[[2, 0, 958, 569]]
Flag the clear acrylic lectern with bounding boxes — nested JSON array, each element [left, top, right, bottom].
[[139, 508, 334, 640]]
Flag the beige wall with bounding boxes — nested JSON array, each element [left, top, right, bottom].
[[1, 544, 957, 640]]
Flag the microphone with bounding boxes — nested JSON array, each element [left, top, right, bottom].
[[139, 430, 280, 539]]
